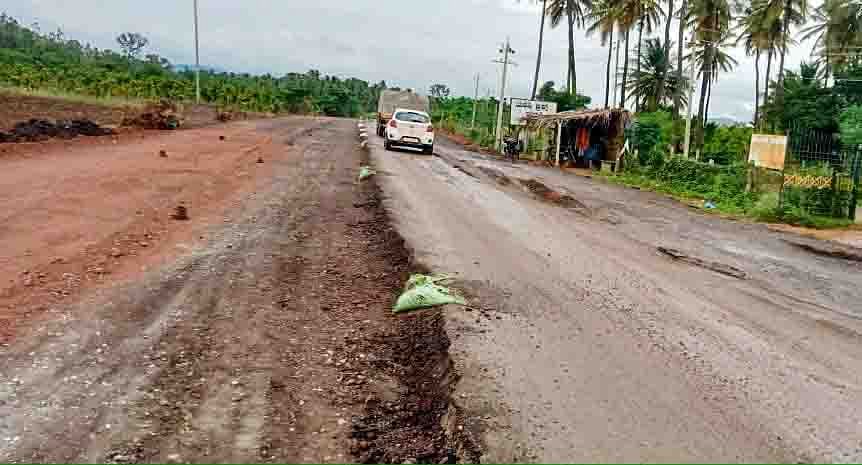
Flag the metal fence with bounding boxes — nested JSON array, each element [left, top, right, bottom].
[[781, 125, 861, 220]]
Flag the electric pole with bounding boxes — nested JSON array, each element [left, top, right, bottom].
[[494, 38, 515, 151], [471, 73, 480, 130], [612, 38, 621, 108], [193, 0, 201, 104]]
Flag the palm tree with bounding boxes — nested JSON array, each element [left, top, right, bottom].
[[626, 38, 689, 111], [755, 3, 785, 117], [737, 0, 782, 127], [622, 0, 664, 111], [586, 0, 622, 107], [616, 0, 652, 108], [688, 32, 738, 124], [761, 0, 808, 89], [658, 0, 675, 108], [525, 0, 550, 99], [803, 0, 862, 79], [547, 0, 594, 94], [663, 0, 675, 52], [674, 0, 688, 117], [686, 0, 732, 146]]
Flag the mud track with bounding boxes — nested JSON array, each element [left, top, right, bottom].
[[0, 118, 473, 463]]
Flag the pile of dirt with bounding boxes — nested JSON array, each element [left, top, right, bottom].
[[121, 100, 183, 130], [0, 91, 132, 131], [519, 178, 587, 210], [216, 110, 247, 122], [349, 181, 480, 464], [0, 118, 114, 143]]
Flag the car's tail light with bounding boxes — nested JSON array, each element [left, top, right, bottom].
[[389, 119, 397, 128], [426, 125, 434, 133]]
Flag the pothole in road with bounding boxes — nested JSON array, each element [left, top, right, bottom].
[[658, 247, 748, 279], [783, 239, 862, 263], [477, 166, 511, 186], [519, 178, 588, 210]]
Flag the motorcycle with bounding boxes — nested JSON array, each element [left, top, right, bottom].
[[503, 137, 522, 163]]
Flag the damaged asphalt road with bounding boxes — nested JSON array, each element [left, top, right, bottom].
[[373, 134, 862, 463]]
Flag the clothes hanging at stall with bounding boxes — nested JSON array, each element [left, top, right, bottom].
[[575, 127, 591, 155]]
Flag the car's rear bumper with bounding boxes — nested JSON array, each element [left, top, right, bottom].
[[387, 137, 434, 149], [391, 139, 433, 148], [386, 132, 434, 147]]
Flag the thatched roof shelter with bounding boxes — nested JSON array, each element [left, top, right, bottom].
[[523, 108, 633, 166], [524, 108, 632, 130]]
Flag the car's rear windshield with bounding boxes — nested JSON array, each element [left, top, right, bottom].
[[394, 112, 429, 124]]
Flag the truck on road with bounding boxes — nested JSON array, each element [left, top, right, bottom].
[[376, 89, 429, 137]]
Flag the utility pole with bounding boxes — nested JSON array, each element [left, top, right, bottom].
[[612, 38, 621, 108], [193, 0, 201, 104], [471, 73, 480, 130], [494, 38, 515, 152], [683, 34, 697, 159]]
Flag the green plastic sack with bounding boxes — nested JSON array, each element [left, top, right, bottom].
[[393, 274, 466, 313], [358, 166, 376, 181]]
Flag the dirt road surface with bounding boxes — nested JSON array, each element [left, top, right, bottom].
[[0, 118, 472, 463], [3, 116, 862, 463], [372, 135, 862, 463]]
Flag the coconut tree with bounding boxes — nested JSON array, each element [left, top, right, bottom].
[[586, 0, 622, 107], [803, 0, 862, 80], [686, 0, 732, 146], [760, 0, 808, 89], [626, 38, 689, 111], [616, 0, 652, 108], [658, 0, 675, 108], [548, 0, 594, 94], [525, 0, 550, 99], [688, 32, 738, 124], [674, 0, 687, 117], [623, 0, 664, 111], [737, 0, 782, 127]]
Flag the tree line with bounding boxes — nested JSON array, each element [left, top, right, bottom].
[[523, 0, 862, 149], [0, 13, 387, 116]]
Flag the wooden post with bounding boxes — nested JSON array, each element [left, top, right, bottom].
[[555, 120, 562, 167]]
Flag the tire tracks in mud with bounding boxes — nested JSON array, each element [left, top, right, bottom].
[[0, 118, 478, 464]]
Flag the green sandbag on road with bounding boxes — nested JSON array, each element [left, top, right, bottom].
[[393, 274, 467, 313], [358, 166, 376, 181]]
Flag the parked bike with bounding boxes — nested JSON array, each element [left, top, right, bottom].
[[503, 137, 522, 163]]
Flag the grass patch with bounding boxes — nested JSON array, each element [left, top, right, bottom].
[[600, 167, 855, 230], [0, 85, 146, 108]]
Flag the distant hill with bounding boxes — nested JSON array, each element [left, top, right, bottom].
[[709, 116, 746, 127], [172, 64, 229, 74]]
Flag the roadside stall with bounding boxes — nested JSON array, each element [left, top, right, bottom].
[[523, 108, 632, 171]]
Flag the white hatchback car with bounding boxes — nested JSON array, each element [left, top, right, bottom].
[[384, 108, 434, 154]]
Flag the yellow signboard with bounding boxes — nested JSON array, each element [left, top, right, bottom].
[[749, 134, 788, 170], [783, 174, 854, 192]]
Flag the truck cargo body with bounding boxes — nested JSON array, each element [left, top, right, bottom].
[[376, 90, 429, 136]]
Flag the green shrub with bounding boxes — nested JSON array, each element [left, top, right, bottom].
[[702, 126, 753, 165], [650, 156, 722, 195], [750, 192, 781, 221], [840, 105, 862, 148], [631, 111, 674, 162]]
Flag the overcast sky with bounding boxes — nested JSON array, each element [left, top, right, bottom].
[[6, 0, 819, 121]]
